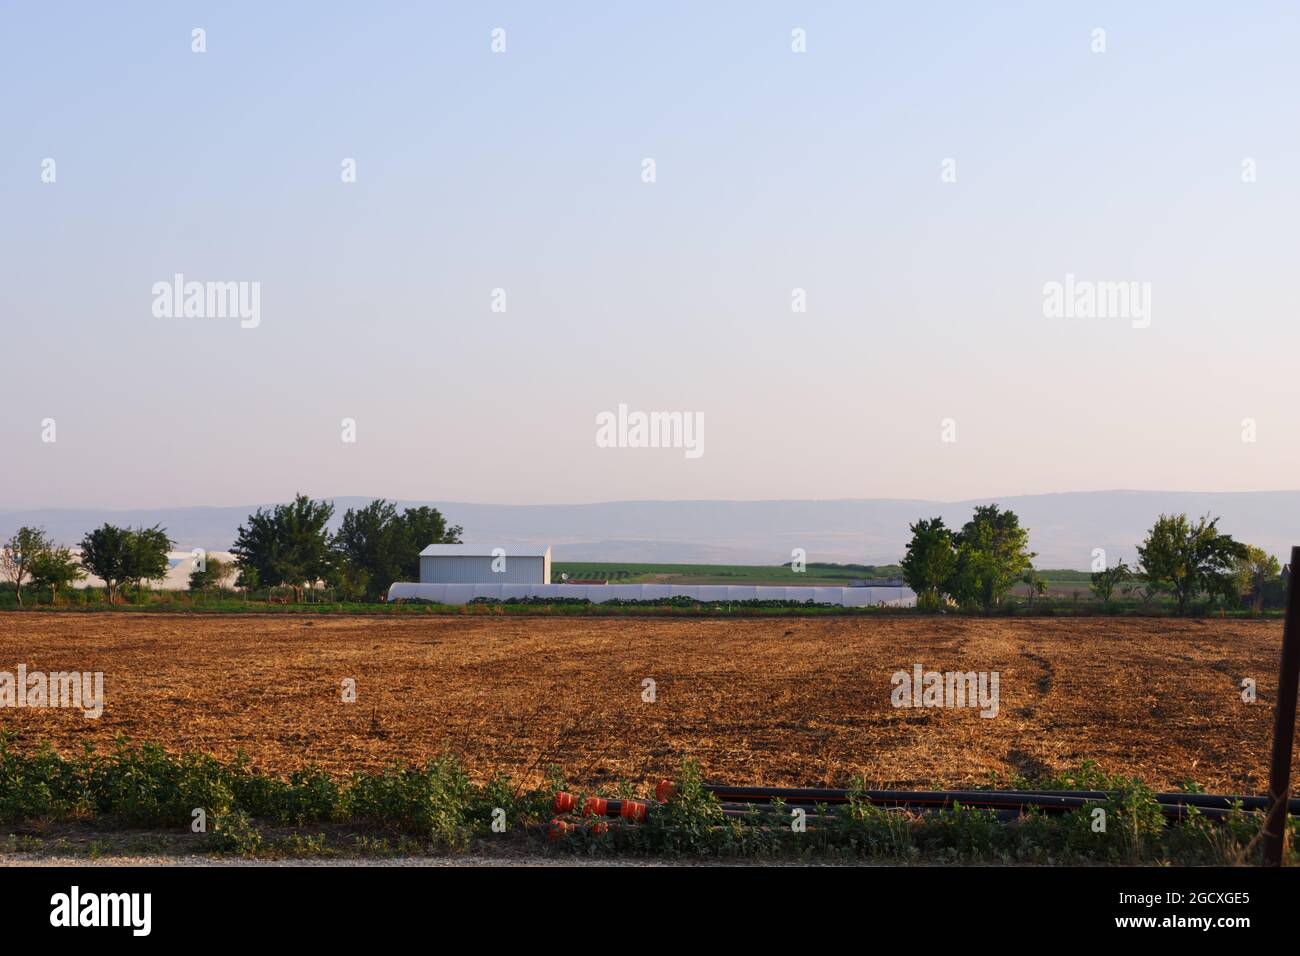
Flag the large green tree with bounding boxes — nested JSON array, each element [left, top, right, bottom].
[[29, 545, 85, 603], [899, 517, 957, 610], [395, 506, 463, 581], [1, 526, 52, 606], [1137, 513, 1247, 614], [948, 505, 1036, 613], [333, 499, 404, 601], [231, 494, 335, 602], [78, 524, 172, 602], [333, 500, 462, 600], [1230, 545, 1280, 614], [124, 525, 174, 593], [78, 524, 130, 603], [228, 509, 279, 591]]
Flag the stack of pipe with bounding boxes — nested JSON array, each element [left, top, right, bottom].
[[547, 792, 650, 840], [545, 781, 1298, 839]]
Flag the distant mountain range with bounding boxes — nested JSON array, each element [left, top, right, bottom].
[[3, 491, 1297, 570]]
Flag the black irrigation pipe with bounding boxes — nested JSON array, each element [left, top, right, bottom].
[[1011, 789, 1300, 814], [673, 782, 1300, 816], [718, 799, 1257, 823], [720, 809, 842, 823], [556, 792, 1026, 822], [697, 786, 1095, 811], [719, 792, 1090, 812], [719, 790, 1149, 818], [542, 820, 863, 839], [717, 803, 1025, 823], [558, 790, 1250, 825], [554, 794, 849, 822]]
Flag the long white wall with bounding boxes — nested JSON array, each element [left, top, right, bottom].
[[387, 582, 916, 607]]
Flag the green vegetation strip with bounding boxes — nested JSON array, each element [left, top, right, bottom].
[[1, 738, 1294, 863], [4, 594, 1281, 618]]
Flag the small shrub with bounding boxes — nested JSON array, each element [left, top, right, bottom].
[[205, 810, 263, 856]]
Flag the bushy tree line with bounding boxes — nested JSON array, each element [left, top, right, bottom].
[[230, 494, 461, 602], [2, 495, 461, 606], [79, 524, 174, 603], [1133, 513, 1250, 613], [1, 524, 173, 605], [899, 505, 1035, 612], [1092, 515, 1281, 613], [901, 507, 1284, 615], [3, 499, 1284, 613]]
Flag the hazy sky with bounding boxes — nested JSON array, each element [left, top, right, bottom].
[[3, 2, 1298, 510]]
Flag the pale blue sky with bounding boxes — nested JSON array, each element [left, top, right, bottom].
[[3, 2, 1298, 509]]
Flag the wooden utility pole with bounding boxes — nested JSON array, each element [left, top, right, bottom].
[[1263, 546, 1300, 865]]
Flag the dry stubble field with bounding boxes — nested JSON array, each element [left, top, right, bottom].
[[1, 613, 1292, 793]]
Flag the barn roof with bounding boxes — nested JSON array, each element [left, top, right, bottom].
[[419, 543, 552, 558]]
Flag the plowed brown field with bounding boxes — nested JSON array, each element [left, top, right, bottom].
[[1, 613, 1292, 792]]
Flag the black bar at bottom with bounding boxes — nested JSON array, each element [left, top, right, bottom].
[[0, 863, 1288, 940]]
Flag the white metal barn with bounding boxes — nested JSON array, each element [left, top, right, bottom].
[[418, 544, 551, 585]]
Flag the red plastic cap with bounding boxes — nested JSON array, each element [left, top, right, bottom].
[[553, 791, 577, 813], [655, 780, 675, 803], [620, 799, 648, 821], [547, 818, 572, 841]]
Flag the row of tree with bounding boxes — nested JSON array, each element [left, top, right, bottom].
[[2, 499, 1282, 612], [1, 495, 462, 605], [1, 524, 174, 605], [230, 494, 462, 601], [900, 507, 1280, 614], [1090, 514, 1280, 613]]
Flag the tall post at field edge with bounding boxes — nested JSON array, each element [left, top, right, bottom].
[[1263, 546, 1300, 865]]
